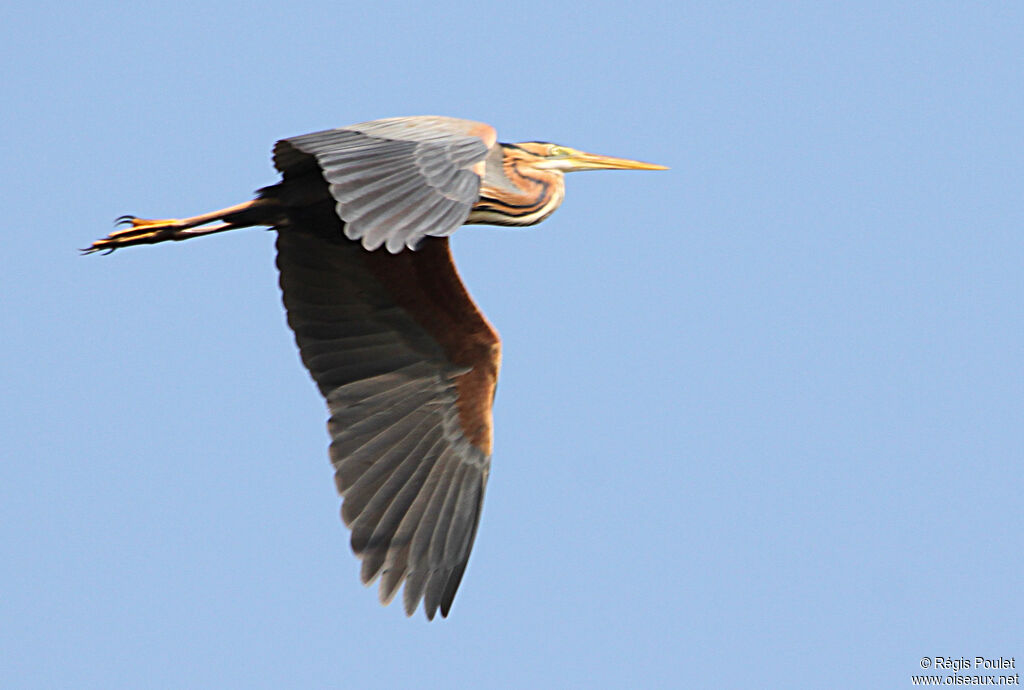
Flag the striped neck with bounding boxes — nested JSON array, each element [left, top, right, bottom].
[[465, 144, 566, 227]]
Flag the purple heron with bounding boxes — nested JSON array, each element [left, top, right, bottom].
[[87, 116, 666, 619]]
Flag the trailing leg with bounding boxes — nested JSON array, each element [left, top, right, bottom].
[[84, 198, 282, 253]]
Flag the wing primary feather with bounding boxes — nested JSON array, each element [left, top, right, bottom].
[[341, 409, 436, 526], [439, 557, 473, 618], [443, 462, 484, 564], [354, 427, 448, 585], [377, 446, 456, 605], [349, 420, 443, 555], [372, 434, 450, 603], [422, 462, 471, 618], [399, 448, 459, 617], [331, 393, 434, 494]]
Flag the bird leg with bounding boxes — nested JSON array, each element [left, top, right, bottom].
[[83, 199, 276, 254]]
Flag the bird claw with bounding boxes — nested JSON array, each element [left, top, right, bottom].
[[78, 245, 117, 256], [84, 216, 183, 254]]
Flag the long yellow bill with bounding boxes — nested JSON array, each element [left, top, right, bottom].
[[567, 151, 669, 172]]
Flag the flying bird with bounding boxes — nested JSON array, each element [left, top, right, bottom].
[[86, 116, 666, 619]]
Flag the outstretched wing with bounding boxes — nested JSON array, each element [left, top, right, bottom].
[[276, 229, 500, 619], [273, 116, 498, 253]]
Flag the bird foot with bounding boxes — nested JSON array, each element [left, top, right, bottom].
[[83, 216, 185, 254]]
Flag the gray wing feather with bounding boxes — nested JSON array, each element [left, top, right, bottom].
[[359, 437, 447, 580], [378, 445, 453, 604], [275, 117, 496, 253], [401, 449, 461, 614], [276, 230, 491, 619]]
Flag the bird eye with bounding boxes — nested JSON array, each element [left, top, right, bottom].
[[548, 145, 571, 157]]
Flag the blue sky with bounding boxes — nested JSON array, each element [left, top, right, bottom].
[[2, 2, 1021, 687]]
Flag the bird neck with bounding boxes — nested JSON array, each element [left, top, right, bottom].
[[466, 149, 566, 227]]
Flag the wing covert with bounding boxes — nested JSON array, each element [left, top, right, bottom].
[[275, 228, 500, 619]]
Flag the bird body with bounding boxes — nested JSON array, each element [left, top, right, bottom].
[[87, 116, 665, 619]]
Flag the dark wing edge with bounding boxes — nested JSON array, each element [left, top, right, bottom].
[[272, 117, 497, 254], [275, 229, 500, 619]]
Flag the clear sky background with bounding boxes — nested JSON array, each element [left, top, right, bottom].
[[2, 2, 1021, 688]]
